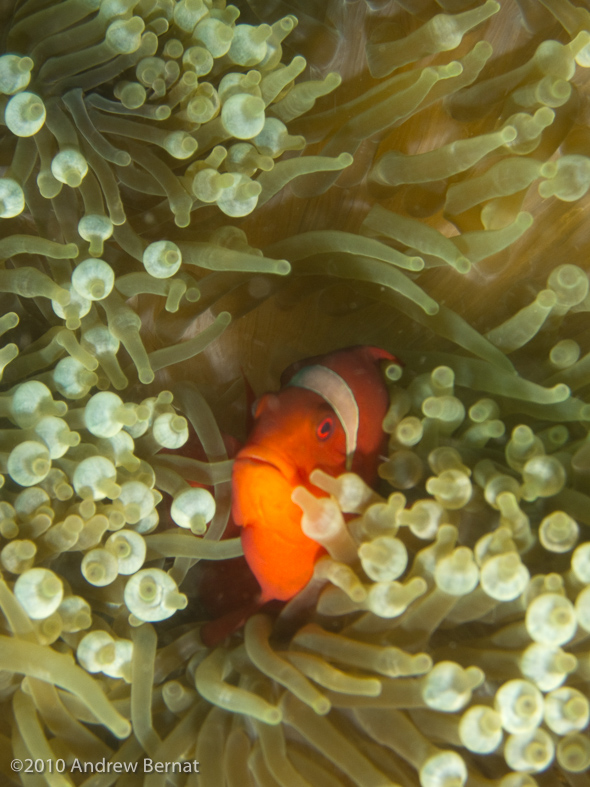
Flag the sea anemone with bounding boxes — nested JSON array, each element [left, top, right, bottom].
[[1, 0, 590, 785]]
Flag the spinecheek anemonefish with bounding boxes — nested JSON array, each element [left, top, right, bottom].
[[231, 345, 399, 604]]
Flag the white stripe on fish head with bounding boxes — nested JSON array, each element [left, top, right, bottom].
[[287, 365, 359, 470]]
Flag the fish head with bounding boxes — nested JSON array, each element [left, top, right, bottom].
[[281, 345, 397, 482]]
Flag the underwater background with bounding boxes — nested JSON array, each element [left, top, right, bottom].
[[1, 0, 590, 785]]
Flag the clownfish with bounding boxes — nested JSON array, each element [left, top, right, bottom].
[[232, 345, 398, 603]]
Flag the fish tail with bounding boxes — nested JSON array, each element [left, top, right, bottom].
[[199, 596, 264, 647]]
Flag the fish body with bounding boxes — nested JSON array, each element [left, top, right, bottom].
[[232, 345, 398, 602]]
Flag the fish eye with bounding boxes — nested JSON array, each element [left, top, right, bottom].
[[316, 417, 334, 441]]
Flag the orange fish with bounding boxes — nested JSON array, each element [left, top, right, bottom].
[[232, 345, 398, 603]]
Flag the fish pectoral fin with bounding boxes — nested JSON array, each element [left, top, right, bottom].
[[241, 521, 322, 602]]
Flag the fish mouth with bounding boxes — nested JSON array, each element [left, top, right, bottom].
[[234, 444, 298, 485]]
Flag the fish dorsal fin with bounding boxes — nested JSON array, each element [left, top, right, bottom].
[[288, 365, 359, 468]]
